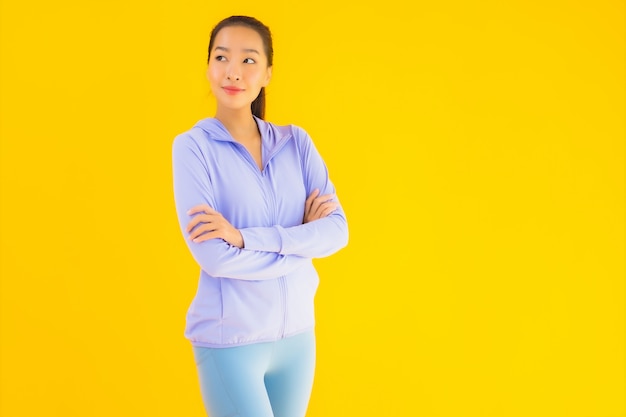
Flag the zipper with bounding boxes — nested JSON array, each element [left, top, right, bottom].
[[232, 142, 263, 174], [260, 164, 288, 338], [233, 132, 292, 338]]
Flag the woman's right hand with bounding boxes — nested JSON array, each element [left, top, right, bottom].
[[303, 189, 339, 223], [186, 204, 244, 248]]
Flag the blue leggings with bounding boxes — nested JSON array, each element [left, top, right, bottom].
[[192, 330, 316, 417]]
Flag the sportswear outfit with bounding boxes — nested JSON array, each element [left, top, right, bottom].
[[172, 116, 348, 416]]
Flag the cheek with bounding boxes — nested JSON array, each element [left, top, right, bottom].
[[207, 65, 222, 84], [247, 70, 269, 86]]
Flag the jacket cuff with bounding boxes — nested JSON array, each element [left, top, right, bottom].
[[240, 226, 283, 253]]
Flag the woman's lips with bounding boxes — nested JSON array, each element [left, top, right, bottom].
[[223, 86, 244, 95]]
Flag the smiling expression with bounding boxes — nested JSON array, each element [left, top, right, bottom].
[[207, 25, 273, 112]]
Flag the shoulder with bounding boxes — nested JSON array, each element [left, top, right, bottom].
[[172, 124, 221, 166], [173, 118, 226, 151], [259, 118, 312, 148], [172, 127, 206, 156], [287, 123, 310, 141]]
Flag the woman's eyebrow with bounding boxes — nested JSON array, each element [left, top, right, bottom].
[[214, 46, 260, 55]]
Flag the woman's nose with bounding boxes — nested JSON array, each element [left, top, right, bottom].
[[226, 67, 241, 81]]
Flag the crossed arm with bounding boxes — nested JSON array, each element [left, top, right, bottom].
[[173, 129, 348, 280], [185, 188, 338, 248]]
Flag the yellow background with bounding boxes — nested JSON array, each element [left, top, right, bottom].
[[1, 0, 623, 416]]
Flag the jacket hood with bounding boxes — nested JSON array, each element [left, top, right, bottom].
[[193, 116, 293, 156]]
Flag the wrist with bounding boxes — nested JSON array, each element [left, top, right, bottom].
[[235, 230, 244, 249]]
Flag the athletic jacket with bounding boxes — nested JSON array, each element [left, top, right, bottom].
[[172, 116, 348, 347]]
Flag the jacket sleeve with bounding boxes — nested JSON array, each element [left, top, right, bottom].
[[239, 126, 349, 257], [172, 133, 310, 280]]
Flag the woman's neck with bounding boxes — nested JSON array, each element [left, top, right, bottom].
[[215, 108, 259, 143]]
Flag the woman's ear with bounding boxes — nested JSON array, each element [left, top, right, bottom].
[[264, 66, 273, 86]]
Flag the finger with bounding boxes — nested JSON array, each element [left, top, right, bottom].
[[186, 214, 220, 233], [304, 189, 320, 212], [311, 202, 338, 220], [187, 204, 217, 216], [320, 201, 339, 216], [188, 223, 218, 240], [310, 195, 336, 217], [191, 230, 220, 243], [185, 216, 202, 233], [185, 214, 211, 232], [310, 194, 335, 212], [314, 193, 336, 204], [319, 203, 339, 217]]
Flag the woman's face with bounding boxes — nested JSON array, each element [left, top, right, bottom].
[[207, 25, 272, 113]]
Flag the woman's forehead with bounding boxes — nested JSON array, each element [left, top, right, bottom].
[[213, 26, 264, 50]]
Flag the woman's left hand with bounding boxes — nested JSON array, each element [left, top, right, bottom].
[[186, 204, 244, 248], [303, 189, 338, 224]]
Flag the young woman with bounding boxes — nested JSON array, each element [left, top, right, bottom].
[[172, 15, 349, 417]]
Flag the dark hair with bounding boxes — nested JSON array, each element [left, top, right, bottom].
[[208, 16, 273, 120]]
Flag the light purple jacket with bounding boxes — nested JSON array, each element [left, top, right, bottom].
[[172, 116, 348, 347]]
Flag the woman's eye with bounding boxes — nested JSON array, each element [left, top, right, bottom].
[[215, 55, 227, 62], [243, 58, 256, 64]]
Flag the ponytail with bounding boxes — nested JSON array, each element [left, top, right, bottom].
[[251, 87, 266, 119]]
